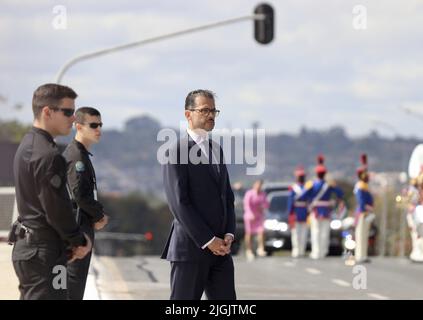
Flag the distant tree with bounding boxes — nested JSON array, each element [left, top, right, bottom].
[[0, 120, 31, 143]]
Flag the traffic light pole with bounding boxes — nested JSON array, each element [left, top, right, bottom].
[[55, 13, 266, 84]]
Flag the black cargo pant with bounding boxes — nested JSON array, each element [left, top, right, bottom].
[[12, 236, 68, 300], [66, 214, 94, 300]]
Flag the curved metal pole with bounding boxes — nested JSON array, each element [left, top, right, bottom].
[[56, 14, 265, 83], [372, 119, 399, 136], [400, 106, 423, 122]]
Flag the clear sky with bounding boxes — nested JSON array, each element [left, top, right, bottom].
[[1, 0, 423, 138]]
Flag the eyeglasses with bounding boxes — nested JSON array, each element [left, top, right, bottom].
[[50, 107, 75, 118], [189, 108, 220, 117], [85, 122, 103, 129]]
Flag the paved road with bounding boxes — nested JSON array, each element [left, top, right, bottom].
[[87, 254, 423, 300], [2, 242, 422, 300]]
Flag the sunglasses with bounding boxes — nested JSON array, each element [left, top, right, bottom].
[[86, 122, 103, 129], [50, 107, 75, 117]]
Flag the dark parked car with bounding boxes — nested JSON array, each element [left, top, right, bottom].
[[263, 187, 350, 256], [231, 182, 292, 255], [262, 183, 292, 255]]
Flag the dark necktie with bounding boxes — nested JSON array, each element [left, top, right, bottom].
[[208, 141, 220, 179]]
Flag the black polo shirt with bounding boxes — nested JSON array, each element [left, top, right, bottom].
[[63, 139, 104, 223], [13, 126, 86, 247]]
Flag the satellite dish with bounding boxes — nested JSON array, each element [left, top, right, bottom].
[[408, 144, 423, 178]]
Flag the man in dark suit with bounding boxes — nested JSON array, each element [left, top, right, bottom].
[[161, 89, 236, 300]]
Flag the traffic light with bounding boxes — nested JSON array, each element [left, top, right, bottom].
[[254, 3, 274, 44]]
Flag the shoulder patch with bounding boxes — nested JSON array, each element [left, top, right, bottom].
[[50, 174, 62, 189], [75, 161, 85, 172]]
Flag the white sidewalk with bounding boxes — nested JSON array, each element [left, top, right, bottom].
[[0, 243, 19, 300], [83, 255, 101, 300], [84, 254, 133, 299], [0, 243, 122, 300]]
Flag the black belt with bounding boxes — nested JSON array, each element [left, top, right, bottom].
[[8, 221, 61, 245]]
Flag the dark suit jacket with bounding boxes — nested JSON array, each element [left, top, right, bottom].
[[161, 135, 235, 262]]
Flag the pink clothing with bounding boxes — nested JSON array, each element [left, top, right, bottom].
[[243, 189, 269, 234]]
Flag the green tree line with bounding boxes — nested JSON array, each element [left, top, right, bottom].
[[0, 120, 30, 143]]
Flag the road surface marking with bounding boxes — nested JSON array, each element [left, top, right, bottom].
[[331, 279, 351, 287], [367, 293, 389, 300], [305, 268, 322, 275], [96, 256, 132, 299]]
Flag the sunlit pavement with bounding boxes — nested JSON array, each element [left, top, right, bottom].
[[0, 244, 19, 300], [2, 243, 422, 300], [85, 254, 423, 300]]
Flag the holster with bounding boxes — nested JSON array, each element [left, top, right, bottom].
[[7, 221, 35, 245], [7, 221, 23, 245]]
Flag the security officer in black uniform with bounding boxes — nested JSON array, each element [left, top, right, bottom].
[[63, 106, 108, 300], [9, 83, 92, 300]]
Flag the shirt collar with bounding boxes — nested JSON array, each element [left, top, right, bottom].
[[187, 128, 209, 145], [31, 126, 56, 146], [73, 139, 93, 156]]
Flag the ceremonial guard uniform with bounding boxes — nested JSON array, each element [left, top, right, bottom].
[[288, 166, 309, 258], [299, 155, 344, 259], [354, 154, 374, 263]]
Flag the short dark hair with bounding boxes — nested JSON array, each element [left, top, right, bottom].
[[75, 107, 101, 124], [32, 83, 77, 118], [184, 89, 216, 110]]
